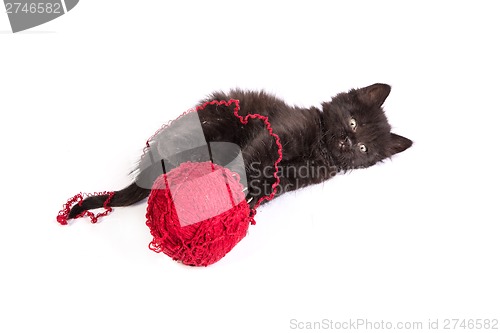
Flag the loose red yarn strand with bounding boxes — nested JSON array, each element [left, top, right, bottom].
[[56, 191, 115, 225], [195, 99, 283, 221]]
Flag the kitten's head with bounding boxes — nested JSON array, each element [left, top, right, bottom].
[[322, 83, 412, 170]]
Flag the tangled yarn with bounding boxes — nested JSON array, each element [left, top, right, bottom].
[[57, 99, 283, 267]]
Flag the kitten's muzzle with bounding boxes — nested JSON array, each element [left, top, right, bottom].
[[338, 137, 352, 150]]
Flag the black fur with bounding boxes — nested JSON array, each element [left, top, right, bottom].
[[68, 83, 412, 219]]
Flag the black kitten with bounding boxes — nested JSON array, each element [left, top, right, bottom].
[[68, 83, 412, 218]]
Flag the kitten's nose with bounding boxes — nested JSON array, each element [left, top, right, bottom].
[[339, 137, 352, 150]]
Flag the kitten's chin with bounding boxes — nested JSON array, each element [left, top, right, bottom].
[[330, 149, 355, 170]]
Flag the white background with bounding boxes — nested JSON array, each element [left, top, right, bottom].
[[1, 1, 499, 332]]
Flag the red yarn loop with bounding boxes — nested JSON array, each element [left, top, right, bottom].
[[194, 99, 283, 213], [56, 192, 114, 225]]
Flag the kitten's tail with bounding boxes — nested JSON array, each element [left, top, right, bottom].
[[67, 182, 150, 219], [62, 161, 166, 222]]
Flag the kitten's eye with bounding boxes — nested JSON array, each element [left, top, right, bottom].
[[349, 118, 357, 130], [359, 144, 367, 153]]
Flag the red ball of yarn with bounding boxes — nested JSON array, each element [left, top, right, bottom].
[[146, 161, 251, 266]]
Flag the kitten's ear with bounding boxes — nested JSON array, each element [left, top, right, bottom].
[[357, 83, 391, 107], [387, 133, 413, 156]]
